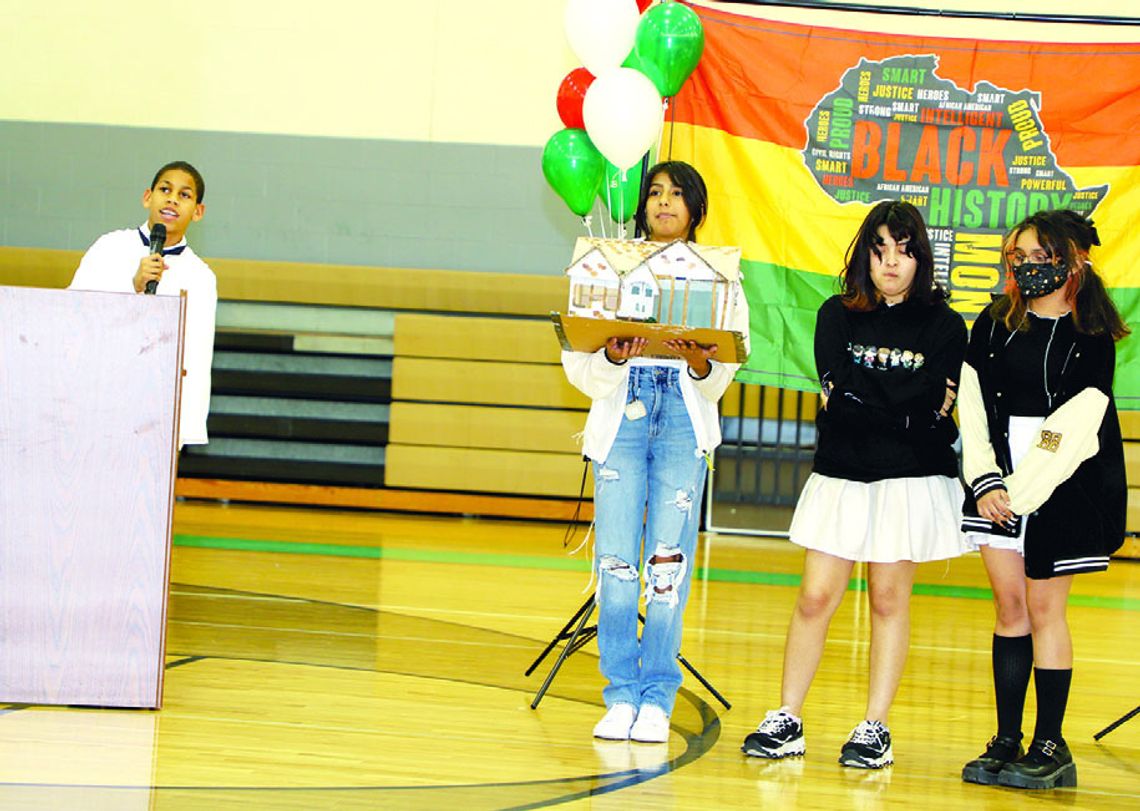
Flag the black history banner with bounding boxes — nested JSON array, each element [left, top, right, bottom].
[[807, 53, 1107, 302], [666, 3, 1140, 405]]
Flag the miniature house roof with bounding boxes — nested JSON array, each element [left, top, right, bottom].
[[566, 247, 620, 282], [648, 241, 719, 281], [621, 263, 659, 289], [569, 237, 741, 282]]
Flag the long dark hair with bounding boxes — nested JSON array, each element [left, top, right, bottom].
[[633, 160, 708, 243], [839, 200, 942, 311], [994, 209, 1130, 340]]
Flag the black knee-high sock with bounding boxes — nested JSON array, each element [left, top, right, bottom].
[[993, 633, 1034, 739], [1033, 668, 1073, 743]]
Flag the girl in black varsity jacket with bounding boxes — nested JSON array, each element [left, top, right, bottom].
[[959, 210, 1129, 791]]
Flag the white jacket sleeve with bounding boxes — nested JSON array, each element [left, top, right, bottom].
[[959, 362, 1003, 494], [1005, 387, 1107, 515], [561, 348, 629, 401], [688, 358, 738, 403]]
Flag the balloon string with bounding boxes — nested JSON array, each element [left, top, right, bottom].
[[605, 170, 614, 235], [668, 95, 677, 159], [619, 167, 627, 239], [583, 214, 594, 238], [656, 98, 669, 162]]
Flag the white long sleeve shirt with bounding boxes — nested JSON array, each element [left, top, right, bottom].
[[69, 226, 217, 446]]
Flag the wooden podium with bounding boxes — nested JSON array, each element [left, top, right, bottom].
[[0, 285, 185, 708]]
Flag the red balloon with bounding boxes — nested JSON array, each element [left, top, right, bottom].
[[556, 67, 596, 130], [636, 0, 653, 12]]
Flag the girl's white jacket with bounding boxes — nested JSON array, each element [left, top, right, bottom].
[[561, 296, 749, 463]]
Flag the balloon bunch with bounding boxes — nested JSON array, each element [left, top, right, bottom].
[[542, 0, 705, 230]]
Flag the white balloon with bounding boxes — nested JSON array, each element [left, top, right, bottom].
[[583, 67, 663, 170], [564, 0, 641, 77]]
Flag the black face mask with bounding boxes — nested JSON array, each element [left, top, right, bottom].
[[1012, 261, 1069, 298]]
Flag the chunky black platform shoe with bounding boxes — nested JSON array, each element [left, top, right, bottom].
[[961, 734, 1023, 785], [997, 738, 1077, 790]]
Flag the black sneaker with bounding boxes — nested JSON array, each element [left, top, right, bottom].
[[742, 709, 805, 759], [839, 720, 893, 769], [962, 734, 1023, 785], [997, 738, 1077, 789]]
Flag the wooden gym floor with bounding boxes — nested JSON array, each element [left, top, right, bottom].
[[1, 500, 1136, 810]]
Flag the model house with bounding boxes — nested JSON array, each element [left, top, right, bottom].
[[564, 238, 742, 328]]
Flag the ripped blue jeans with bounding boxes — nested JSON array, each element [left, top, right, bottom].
[[593, 366, 705, 715]]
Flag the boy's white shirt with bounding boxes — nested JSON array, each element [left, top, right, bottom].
[[69, 225, 217, 446]]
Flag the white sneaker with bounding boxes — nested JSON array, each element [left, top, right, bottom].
[[630, 704, 670, 743], [839, 720, 894, 769], [593, 703, 637, 740], [742, 708, 805, 759]]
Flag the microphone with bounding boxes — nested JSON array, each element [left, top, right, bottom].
[[145, 223, 167, 295]]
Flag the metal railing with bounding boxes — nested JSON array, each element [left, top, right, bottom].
[[706, 383, 818, 536]]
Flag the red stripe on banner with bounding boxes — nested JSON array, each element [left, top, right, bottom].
[[673, 3, 1140, 167]]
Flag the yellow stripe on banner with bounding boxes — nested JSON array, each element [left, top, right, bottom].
[[667, 122, 1140, 289], [668, 122, 860, 277], [1068, 166, 1140, 290]]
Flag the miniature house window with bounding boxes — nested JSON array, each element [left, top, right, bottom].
[[684, 280, 718, 329], [656, 278, 721, 328], [574, 284, 616, 310]]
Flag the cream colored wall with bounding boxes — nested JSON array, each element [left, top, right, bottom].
[[0, 0, 575, 146], [0, 1, 1135, 147], [706, 0, 1140, 35]]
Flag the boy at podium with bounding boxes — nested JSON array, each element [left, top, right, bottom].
[[69, 161, 217, 447]]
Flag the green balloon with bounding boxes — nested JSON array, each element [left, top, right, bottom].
[[621, 45, 644, 74], [601, 160, 642, 224], [542, 128, 605, 218], [634, 2, 705, 97]]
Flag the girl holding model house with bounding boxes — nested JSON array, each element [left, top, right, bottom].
[[561, 161, 749, 743]]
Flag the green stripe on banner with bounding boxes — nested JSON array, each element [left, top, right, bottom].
[[172, 535, 1140, 610], [737, 259, 836, 393], [1109, 286, 1140, 410], [736, 259, 1140, 409]]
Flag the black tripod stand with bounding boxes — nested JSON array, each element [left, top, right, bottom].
[[525, 595, 731, 711], [1093, 705, 1140, 741]]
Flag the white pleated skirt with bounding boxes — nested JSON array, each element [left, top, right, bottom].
[[789, 472, 968, 563]]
